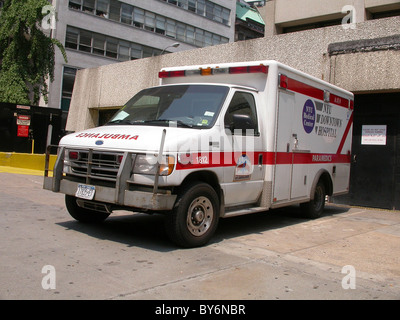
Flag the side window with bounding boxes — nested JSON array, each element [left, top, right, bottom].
[[224, 91, 258, 135]]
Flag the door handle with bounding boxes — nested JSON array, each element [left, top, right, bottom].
[[293, 134, 299, 150]]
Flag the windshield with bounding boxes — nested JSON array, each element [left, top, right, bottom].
[[107, 85, 229, 128]]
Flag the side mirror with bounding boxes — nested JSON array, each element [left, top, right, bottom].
[[226, 114, 256, 134]]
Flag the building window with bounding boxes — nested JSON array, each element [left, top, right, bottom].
[[109, 0, 121, 21], [195, 29, 204, 46], [61, 67, 79, 112], [282, 19, 343, 34], [82, 0, 95, 14], [370, 9, 400, 19], [78, 30, 92, 52], [130, 43, 142, 60], [92, 33, 106, 55], [178, 0, 188, 10], [155, 16, 166, 35], [186, 26, 195, 44], [204, 31, 212, 46], [166, 19, 176, 38], [197, 0, 205, 16], [188, 0, 196, 13], [176, 22, 185, 41], [221, 8, 230, 25], [65, 26, 79, 49], [96, 0, 109, 17], [144, 11, 156, 32], [121, 3, 133, 24], [68, 0, 229, 47], [118, 41, 130, 61], [133, 7, 145, 28], [69, 0, 81, 10], [105, 38, 118, 58], [159, 0, 230, 26], [65, 26, 163, 61]]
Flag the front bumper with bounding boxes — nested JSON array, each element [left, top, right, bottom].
[[43, 146, 177, 211]]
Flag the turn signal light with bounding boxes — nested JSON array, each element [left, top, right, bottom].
[[69, 151, 79, 160]]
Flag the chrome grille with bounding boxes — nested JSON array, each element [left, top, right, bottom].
[[65, 149, 123, 182]]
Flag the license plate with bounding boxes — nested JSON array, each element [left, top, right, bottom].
[[76, 184, 96, 200]]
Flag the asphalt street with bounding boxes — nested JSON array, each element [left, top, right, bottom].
[[0, 171, 399, 301]]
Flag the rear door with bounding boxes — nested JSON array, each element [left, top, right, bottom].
[[273, 90, 295, 202]]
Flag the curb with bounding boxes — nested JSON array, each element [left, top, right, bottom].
[[0, 152, 57, 175]]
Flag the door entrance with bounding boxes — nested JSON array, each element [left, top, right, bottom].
[[333, 93, 400, 210]]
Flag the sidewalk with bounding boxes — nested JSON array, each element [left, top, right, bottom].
[[0, 170, 399, 299]]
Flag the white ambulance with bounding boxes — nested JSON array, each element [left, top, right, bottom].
[[44, 60, 354, 247]]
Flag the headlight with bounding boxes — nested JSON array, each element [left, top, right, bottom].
[[133, 154, 175, 176]]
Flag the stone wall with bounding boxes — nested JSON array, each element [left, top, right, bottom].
[[66, 16, 400, 132]]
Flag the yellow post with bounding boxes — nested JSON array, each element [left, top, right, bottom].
[[31, 139, 34, 154]]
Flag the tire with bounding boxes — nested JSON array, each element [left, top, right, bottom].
[[65, 195, 110, 223], [165, 182, 220, 248], [300, 181, 326, 219]]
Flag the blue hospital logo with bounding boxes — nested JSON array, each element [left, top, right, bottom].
[[302, 99, 316, 134]]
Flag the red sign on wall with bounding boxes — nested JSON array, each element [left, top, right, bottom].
[[17, 125, 29, 137]]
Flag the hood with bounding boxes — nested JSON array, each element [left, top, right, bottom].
[[60, 125, 218, 153]]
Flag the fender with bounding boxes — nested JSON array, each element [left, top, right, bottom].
[[310, 169, 333, 200]]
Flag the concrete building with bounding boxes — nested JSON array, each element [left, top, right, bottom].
[[235, 0, 265, 41], [66, 0, 400, 210], [263, 0, 400, 35], [45, 0, 237, 114]]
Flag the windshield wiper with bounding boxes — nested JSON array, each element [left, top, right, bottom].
[[107, 119, 140, 125], [143, 119, 193, 128], [107, 119, 193, 128]]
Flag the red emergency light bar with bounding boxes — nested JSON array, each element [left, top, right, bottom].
[[159, 64, 268, 78], [229, 65, 268, 74], [158, 70, 186, 78]]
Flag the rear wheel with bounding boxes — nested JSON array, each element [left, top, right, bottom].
[[300, 181, 326, 219], [165, 182, 219, 248], [65, 195, 110, 223]]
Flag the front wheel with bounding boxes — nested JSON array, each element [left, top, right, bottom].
[[65, 195, 110, 223], [165, 182, 220, 248], [300, 181, 326, 219]]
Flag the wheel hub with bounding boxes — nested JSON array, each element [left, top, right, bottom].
[[192, 208, 205, 224], [187, 196, 213, 237]]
